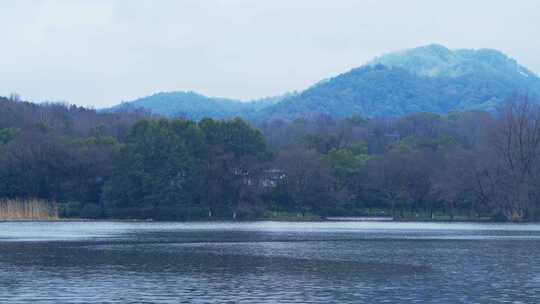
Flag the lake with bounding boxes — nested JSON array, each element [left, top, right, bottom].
[[1, 221, 539, 303]]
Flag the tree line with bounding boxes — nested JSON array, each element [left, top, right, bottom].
[[1, 95, 539, 221]]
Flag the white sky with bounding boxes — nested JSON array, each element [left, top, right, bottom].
[[1, 0, 539, 107]]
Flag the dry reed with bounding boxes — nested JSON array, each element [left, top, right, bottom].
[[0, 199, 59, 220]]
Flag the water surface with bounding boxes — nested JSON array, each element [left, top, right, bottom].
[[1, 221, 539, 303]]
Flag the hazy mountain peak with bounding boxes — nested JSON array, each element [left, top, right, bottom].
[[368, 44, 538, 79]]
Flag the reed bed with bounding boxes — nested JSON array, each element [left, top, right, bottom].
[[0, 199, 59, 220]]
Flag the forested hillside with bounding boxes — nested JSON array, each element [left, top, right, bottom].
[[259, 45, 540, 119], [2, 95, 540, 221]]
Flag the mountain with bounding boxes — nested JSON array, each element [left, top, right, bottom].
[[109, 44, 540, 120], [257, 44, 540, 120], [109, 91, 292, 120]]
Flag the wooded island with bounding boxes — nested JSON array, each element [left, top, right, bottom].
[[1, 95, 539, 221]]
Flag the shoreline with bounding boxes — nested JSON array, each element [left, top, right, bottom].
[[0, 217, 530, 223]]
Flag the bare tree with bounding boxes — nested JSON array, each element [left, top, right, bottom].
[[486, 97, 540, 220]]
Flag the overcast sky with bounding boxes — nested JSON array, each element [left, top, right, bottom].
[[1, 0, 539, 107]]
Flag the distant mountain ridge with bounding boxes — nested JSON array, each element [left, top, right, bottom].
[[108, 44, 540, 120], [109, 91, 294, 120]]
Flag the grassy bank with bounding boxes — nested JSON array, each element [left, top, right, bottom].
[[0, 200, 506, 222], [0, 199, 59, 220], [261, 211, 322, 221]]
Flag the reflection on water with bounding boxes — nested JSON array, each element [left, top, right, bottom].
[[1, 221, 539, 303]]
